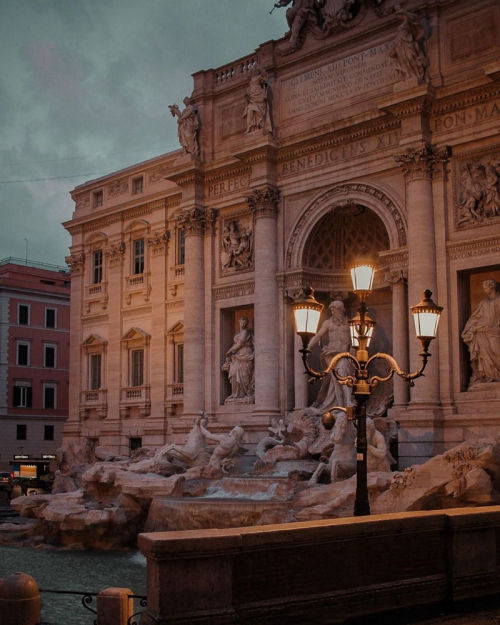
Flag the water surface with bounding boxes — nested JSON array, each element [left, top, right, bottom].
[[0, 545, 147, 625]]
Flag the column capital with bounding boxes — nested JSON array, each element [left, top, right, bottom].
[[384, 268, 408, 285], [395, 144, 450, 181], [177, 206, 217, 236], [247, 186, 280, 219], [147, 230, 170, 256], [65, 251, 85, 275]]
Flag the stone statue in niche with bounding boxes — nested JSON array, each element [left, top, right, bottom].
[[221, 219, 253, 271], [169, 97, 200, 158], [243, 67, 273, 134], [461, 279, 500, 387], [307, 299, 354, 410], [457, 162, 500, 225], [389, 6, 428, 82], [222, 316, 255, 403]]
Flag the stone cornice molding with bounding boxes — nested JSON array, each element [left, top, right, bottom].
[[166, 167, 204, 188], [378, 247, 408, 274], [205, 165, 252, 186], [447, 235, 500, 261], [213, 280, 255, 301], [277, 118, 401, 164], [378, 89, 434, 121], [235, 142, 278, 166], [431, 84, 500, 118], [277, 269, 351, 298], [247, 186, 280, 219], [395, 144, 450, 181]]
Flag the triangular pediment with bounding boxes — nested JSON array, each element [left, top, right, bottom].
[[82, 333, 107, 347], [167, 321, 184, 336], [121, 327, 151, 342]]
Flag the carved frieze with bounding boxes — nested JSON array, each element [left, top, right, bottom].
[[106, 177, 128, 199], [447, 235, 500, 261], [147, 230, 170, 256], [105, 241, 126, 267], [454, 153, 500, 228], [213, 281, 255, 301], [221, 217, 253, 274], [395, 144, 450, 181], [247, 187, 280, 219]]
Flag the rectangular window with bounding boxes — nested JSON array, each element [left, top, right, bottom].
[[131, 349, 144, 387], [18, 304, 29, 325], [175, 344, 184, 384], [89, 354, 101, 390], [44, 425, 54, 441], [43, 385, 56, 409], [132, 176, 143, 194], [13, 385, 32, 408], [44, 345, 56, 368], [16, 342, 29, 366], [16, 424, 27, 440], [93, 190, 103, 208], [177, 229, 185, 265], [133, 239, 145, 275], [92, 249, 103, 284], [129, 437, 142, 452], [45, 308, 56, 328]]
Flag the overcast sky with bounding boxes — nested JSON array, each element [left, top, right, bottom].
[[0, 1, 284, 266]]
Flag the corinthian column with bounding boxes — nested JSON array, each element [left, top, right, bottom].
[[178, 207, 206, 418], [248, 187, 281, 417], [395, 144, 445, 405]]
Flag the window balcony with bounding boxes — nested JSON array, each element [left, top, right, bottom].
[[86, 281, 108, 299], [79, 389, 107, 419], [120, 385, 151, 417], [166, 383, 184, 400]]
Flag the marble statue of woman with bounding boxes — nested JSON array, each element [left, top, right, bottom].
[[389, 6, 428, 82], [169, 97, 200, 157], [222, 316, 255, 402], [461, 279, 500, 386]]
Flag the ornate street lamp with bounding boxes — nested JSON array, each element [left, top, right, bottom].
[[292, 262, 443, 517]]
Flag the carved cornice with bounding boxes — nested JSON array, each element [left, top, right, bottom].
[[378, 247, 408, 273], [167, 168, 204, 188], [213, 280, 255, 301], [235, 143, 278, 165], [277, 269, 351, 298], [147, 199, 168, 212], [278, 118, 401, 164], [247, 186, 280, 219], [431, 84, 500, 118], [205, 165, 252, 185], [395, 144, 450, 181], [123, 204, 153, 222], [84, 213, 121, 232], [447, 235, 500, 261]]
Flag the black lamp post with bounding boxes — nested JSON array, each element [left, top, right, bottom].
[[292, 261, 443, 516]]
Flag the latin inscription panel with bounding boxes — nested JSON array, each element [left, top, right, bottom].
[[280, 42, 397, 119]]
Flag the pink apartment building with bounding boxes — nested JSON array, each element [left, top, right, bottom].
[[0, 258, 70, 473]]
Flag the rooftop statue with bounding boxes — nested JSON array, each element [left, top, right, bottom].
[[389, 6, 428, 82], [273, 0, 320, 52], [462, 279, 500, 387], [169, 96, 200, 158]]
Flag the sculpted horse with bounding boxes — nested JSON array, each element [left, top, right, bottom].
[[308, 409, 357, 486]]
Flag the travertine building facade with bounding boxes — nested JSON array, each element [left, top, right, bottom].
[[64, 0, 500, 467]]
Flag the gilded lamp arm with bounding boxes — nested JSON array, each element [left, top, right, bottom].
[[325, 352, 358, 387], [366, 350, 431, 388]]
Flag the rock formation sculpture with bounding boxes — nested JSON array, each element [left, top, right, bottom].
[[461, 279, 500, 386], [169, 97, 200, 158], [389, 6, 428, 82], [222, 316, 255, 403], [243, 67, 273, 134]]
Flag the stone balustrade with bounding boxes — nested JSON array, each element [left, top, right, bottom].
[[138, 506, 500, 625]]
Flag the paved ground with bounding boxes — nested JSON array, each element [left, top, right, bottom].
[[412, 610, 500, 625]]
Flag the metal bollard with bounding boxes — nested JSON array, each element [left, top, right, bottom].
[[0, 572, 40, 625], [97, 587, 134, 625]]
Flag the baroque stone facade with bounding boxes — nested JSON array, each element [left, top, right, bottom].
[[64, 0, 500, 467]]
